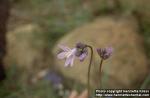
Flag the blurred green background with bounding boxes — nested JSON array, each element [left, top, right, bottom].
[[0, 0, 150, 98]]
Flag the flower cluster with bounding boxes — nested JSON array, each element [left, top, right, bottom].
[[57, 42, 113, 67], [97, 47, 113, 60], [57, 42, 113, 98]]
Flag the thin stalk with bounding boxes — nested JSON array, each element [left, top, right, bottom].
[[99, 59, 103, 73], [99, 59, 103, 89], [86, 45, 93, 98]]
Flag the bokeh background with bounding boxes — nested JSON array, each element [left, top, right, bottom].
[[0, 0, 150, 98]]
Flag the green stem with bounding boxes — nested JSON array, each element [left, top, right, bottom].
[[99, 59, 103, 98], [86, 45, 93, 98], [99, 59, 103, 89]]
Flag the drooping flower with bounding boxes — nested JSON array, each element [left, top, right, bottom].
[[57, 43, 88, 67], [97, 47, 113, 60], [75, 42, 88, 61], [57, 45, 77, 67]]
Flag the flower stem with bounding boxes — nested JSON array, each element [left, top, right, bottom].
[[99, 59, 103, 88], [86, 45, 93, 98], [99, 59, 103, 73]]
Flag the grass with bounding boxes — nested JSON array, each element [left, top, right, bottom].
[[0, 64, 59, 98], [140, 22, 150, 58], [0, 64, 86, 98]]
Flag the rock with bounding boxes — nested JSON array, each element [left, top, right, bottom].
[[53, 15, 149, 89], [5, 24, 50, 71]]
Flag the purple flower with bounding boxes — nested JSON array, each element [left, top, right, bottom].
[[75, 42, 88, 61], [57, 45, 77, 67], [76, 42, 87, 49], [97, 47, 113, 60], [45, 71, 62, 89], [57, 43, 88, 67]]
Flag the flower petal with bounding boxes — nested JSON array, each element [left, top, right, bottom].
[[79, 53, 87, 62], [58, 45, 71, 52], [70, 55, 75, 67], [64, 57, 71, 67], [57, 52, 67, 59], [107, 47, 113, 54], [65, 55, 75, 67]]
